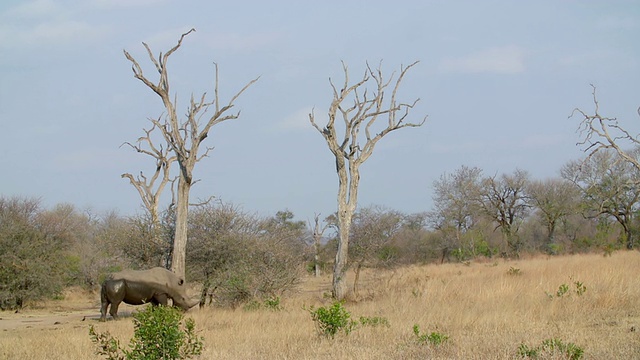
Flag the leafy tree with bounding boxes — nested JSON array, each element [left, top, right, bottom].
[[476, 169, 531, 256], [309, 61, 426, 300], [0, 197, 66, 309], [428, 165, 483, 260], [349, 205, 403, 295], [187, 203, 305, 307], [562, 149, 640, 249], [526, 178, 579, 253]]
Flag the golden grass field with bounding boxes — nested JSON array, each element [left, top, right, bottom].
[[1, 251, 639, 359]]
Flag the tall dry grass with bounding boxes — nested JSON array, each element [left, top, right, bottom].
[[1, 251, 639, 359]]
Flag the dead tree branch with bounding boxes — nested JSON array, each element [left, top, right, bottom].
[[572, 84, 640, 172]]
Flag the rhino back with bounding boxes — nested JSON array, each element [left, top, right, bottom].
[[109, 268, 184, 290]]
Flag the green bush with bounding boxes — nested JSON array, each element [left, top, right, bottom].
[[307, 301, 356, 338], [545, 279, 587, 299], [89, 305, 203, 360], [263, 296, 283, 311], [518, 338, 584, 359], [413, 324, 449, 346]]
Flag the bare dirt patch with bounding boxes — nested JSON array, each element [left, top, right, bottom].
[[0, 287, 141, 331], [0, 308, 100, 331]]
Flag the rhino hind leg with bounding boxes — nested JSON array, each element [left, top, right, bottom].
[[100, 282, 110, 322], [101, 279, 126, 320], [109, 301, 121, 320]]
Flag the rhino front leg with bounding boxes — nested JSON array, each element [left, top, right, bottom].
[[155, 293, 169, 306]]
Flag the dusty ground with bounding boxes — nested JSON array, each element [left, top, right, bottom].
[[0, 308, 100, 331], [0, 289, 140, 331]]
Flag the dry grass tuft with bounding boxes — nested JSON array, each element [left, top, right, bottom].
[[2, 252, 640, 359]]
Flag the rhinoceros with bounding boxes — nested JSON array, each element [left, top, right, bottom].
[[100, 267, 199, 321]]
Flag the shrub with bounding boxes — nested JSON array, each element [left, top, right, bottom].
[[518, 338, 584, 359], [307, 301, 357, 338], [413, 324, 449, 346], [556, 283, 570, 297], [574, 280, 587, 296], [0, 198, 58, 309], [263, 296, 283, 311], [89, 305, 203, 360], [507, 267, 522, 276], [545, 279, 587, 299], [187, 204, 305, 308]]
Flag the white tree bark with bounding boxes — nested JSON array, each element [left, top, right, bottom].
[[309, 61, 426, 300], [123, 29, 258, 279]]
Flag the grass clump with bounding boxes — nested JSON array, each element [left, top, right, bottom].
[[242, 296, 283, 311], [413, 324, 449, 346], [518, 338, 584, 359], [359, 315, 390, 328], [89, 305, 203, 360]]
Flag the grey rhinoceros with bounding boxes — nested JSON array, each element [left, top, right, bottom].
[[100, 267, 199, 321]]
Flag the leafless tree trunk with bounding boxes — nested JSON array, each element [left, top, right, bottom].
[[123, 28, 259, 278], [309, 61, 426, 300], [311, 213, 329, 277]]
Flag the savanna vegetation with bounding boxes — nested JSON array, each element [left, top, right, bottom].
[[1, 139, 640, 311], [2, 29, 640, 359], [3, 145, 640, 359], [1, 252, 639, 359]]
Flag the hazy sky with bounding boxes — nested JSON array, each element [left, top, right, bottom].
[[1, 1, 638, 221]]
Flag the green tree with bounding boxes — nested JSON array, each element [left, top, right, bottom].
[[562, 149, 640, 249], [0, 197, 66, 309], [526, 178, 579, 253], [187, 203, 305, 307]]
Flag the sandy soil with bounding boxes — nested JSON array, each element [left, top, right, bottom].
[[0, 307, 101, 331], [0, 290, 140, 331]]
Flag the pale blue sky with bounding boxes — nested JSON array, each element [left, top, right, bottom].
[[1, 1, 638, 220]]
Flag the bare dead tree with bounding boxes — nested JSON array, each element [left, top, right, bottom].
[[572, 84, 640, 172], [123, 28, 259, 279], [121, 121, 177, 227], [310, 213, 330, 277], [309, 61, 426, 300]]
